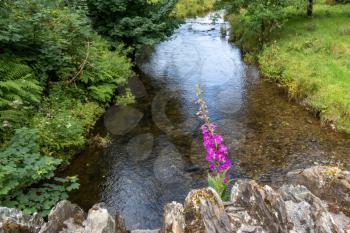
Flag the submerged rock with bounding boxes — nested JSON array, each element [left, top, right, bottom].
[[104, 105, 143, 136]]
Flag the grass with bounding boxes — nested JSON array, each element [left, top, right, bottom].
[[259, 3, 350, 133], [174, 0, 215, 18]]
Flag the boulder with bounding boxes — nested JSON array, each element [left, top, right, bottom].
[[287, 166, 350, 215], [230, 180, 288, 232], [39, 200, 85, 233], [279, 184, 342, 233], [160, 202, 184, 233], [229, 179, 350, 233], [184, 188, 231, 233], [0, 207, 44, 233], [83, 203, 127, 233]]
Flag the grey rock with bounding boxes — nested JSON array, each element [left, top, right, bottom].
[[131, 230, 159, 233], [287, 166, 350, 216], [230, 180, 289, 232], [0, 207, 44, 233], [39, 200, 85, 233], [279, 184, 342, 233], [184, 187, 231, 233], [83, 203, 127, 233], [160, 202, 184, 233]]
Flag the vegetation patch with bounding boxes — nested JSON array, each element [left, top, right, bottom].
[[174, 0, 215, 18], [259, 3, 350, 133]]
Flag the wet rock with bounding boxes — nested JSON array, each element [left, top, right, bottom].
[[153, 145, 186, 184], [287, 166, 350, 215], [184, 188, 231, 233], [0, 207, 44, 233], [126, 76, 147, 99], [39, 200, 85, 233], [184, 165, 201, 173], [151, 90, 197, 137], [104, 105, 143, 136], [160, 202, 184, 233], [84, 203, 127, 233], [127, 133, 154, 161]]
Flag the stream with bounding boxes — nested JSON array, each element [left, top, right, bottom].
[[62, 13, 350, 230]]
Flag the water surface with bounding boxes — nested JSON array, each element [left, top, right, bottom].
[[63, 13, 350, 230]]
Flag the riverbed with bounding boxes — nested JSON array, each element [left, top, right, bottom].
[[62, 12, 350, 230]]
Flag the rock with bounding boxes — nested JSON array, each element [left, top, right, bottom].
[[279, 184, 342, 233], [0, 207, 44, 233], [230, 180, 288, 232], [39, 200, 85, 233], [288, 166, 350, 215], [84, 203, 127, 233], [127, 133, 154, 161], [184, 188, 231, 233], [131, 230, 159, 233], [160, 202, 184, 233], [104, 105, 143, 136]]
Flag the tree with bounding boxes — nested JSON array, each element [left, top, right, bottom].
[[86, 0, 178, 50], [307, 0, 313, 16]]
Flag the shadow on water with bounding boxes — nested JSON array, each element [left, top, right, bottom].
[[61, 12, 350, 230]]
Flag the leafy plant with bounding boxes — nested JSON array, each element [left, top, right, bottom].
[[86, 0, 178, 49], [0, 58, 42, 142], [2, 177, 79, 216], [0, 128, 79, 215]]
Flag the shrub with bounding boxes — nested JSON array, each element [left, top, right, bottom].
[[0, 128, 79, 215]]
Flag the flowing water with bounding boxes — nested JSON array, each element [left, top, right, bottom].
[[63, 13, 350, 230]]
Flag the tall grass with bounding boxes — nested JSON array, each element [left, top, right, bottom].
[[259, 3, 350, 133], [174, 0, 215, 18]]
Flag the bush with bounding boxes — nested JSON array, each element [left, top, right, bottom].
[[0, 128, 79, 215]]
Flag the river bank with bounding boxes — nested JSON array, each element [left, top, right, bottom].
[[228, 2, 350, 134]]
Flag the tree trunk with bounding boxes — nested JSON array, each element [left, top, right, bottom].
[[307, 0, 313, 17]]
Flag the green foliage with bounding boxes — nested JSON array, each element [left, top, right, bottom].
[[2, 176, 79, 216], [259, 3, 350, 133], [78, 38, 133, 102], [0, 58, 42, 142], [174, 0, 215, 18], [31, 85, 104, 157], [0, 128, 61, 195], [116, 88, 136, 106], [0, 0, 132, 150], [207, 170, 231, 199], [219, 0, 314, 54], [223, 0, 289, 54], [0, 0, 133, 216], [86, 0, 178, 49], [0, 128, 79, 215]]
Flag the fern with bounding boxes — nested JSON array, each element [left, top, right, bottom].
[[0, 59, 42, 139]]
